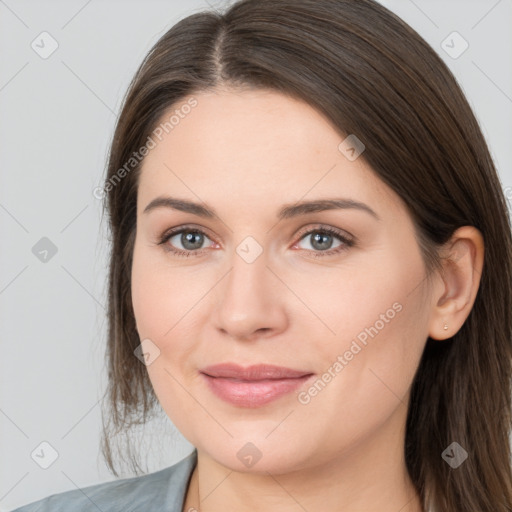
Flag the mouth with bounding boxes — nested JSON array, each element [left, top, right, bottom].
[[200, 363, 315, 408]]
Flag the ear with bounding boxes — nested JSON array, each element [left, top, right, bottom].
[[428, 226, 485, 340]]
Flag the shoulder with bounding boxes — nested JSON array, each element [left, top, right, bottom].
[[10, 450, 197, 512]]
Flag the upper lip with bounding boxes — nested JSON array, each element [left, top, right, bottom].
[[200, 363, 313, 380]]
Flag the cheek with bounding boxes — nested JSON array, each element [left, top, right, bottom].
[[318, 290, 427, 417], [282, 256, 409, 352], [295, 297, 426, 458], [131, 245, 204, 432], [131, 243, 201, 339], [304, 255, 428, 399]]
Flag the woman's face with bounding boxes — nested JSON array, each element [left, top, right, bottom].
[[131, 87, 434, 473]]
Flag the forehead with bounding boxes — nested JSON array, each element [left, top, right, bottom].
[[137, 88, 402, 220]]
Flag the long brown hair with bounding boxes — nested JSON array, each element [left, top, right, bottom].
[[99, 0, 512, 509]]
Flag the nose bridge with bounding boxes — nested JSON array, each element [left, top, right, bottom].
[[223, 244, 270, 313], [212, 239, 286, 339]]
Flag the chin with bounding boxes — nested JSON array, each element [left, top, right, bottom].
[[197, 435, 319, 475]]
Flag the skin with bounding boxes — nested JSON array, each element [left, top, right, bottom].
[[131, 87, 484, 512]]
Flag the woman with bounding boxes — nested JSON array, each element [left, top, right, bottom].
[[12, 0, 512, 511]]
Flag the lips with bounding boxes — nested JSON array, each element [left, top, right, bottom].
[[201, 363, 312, 380], [200, 363, 314, 407]]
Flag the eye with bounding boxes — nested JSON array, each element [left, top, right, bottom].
[[293, 226, 354, 257], [157, 226, 215, 257], [157, 224, 355, 258]]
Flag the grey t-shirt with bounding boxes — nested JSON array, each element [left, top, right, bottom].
[[10, 449, 198, 512]]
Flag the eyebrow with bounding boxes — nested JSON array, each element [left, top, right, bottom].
[[143, 196, 380, 221]]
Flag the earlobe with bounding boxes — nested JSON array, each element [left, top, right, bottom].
[[427, 226, 485, 340]]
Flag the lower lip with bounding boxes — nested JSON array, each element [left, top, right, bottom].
[[200, 373, 314, 407]]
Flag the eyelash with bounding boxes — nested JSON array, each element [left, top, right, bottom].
[[156, 224, 355, 259]]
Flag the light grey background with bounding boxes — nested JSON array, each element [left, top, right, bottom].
[[1, 0, 511, 509]]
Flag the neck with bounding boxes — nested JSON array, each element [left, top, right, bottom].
[[182, 406, 424, 512]]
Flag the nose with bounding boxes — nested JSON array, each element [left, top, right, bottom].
[[211, 247, 288, 341]]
